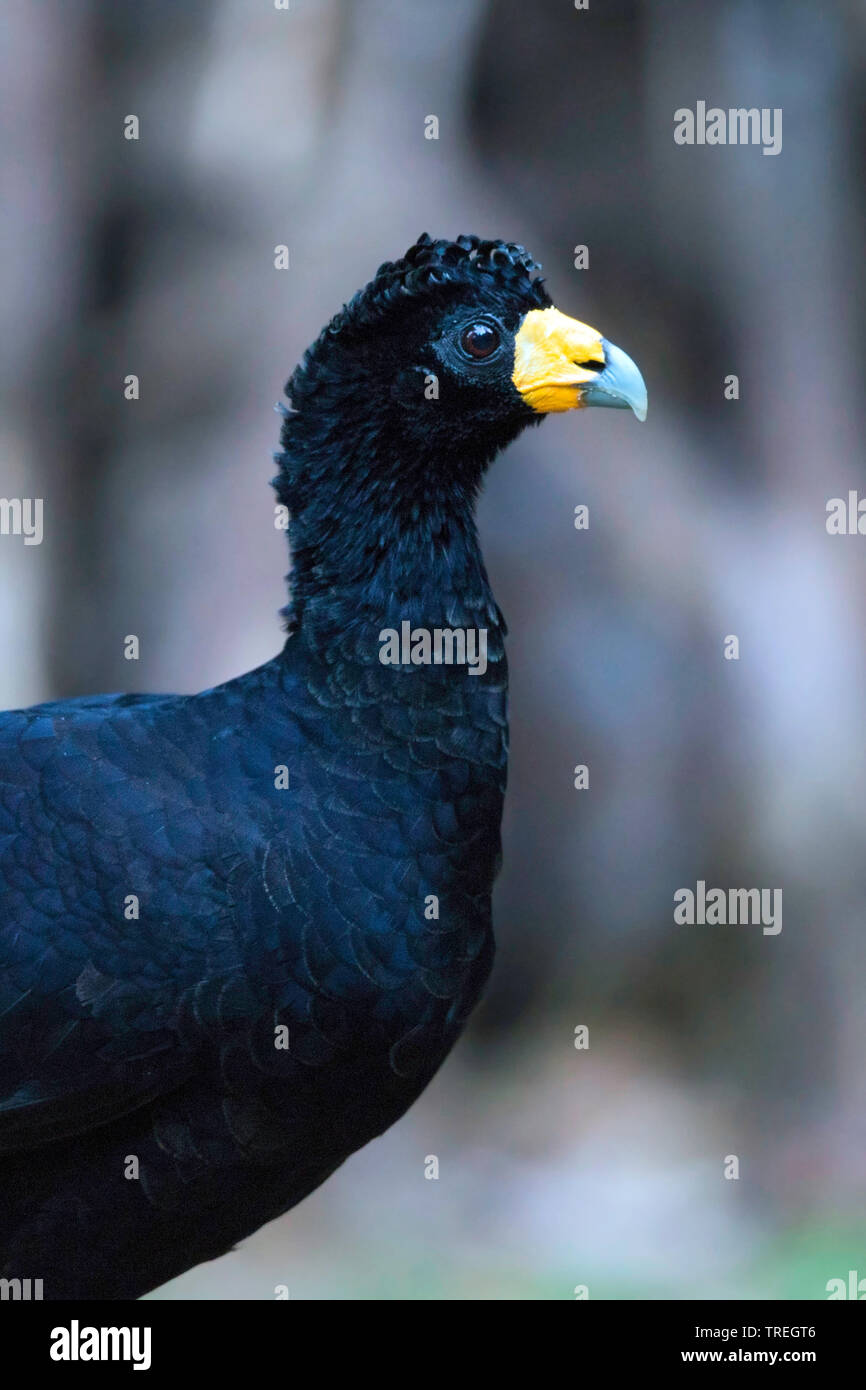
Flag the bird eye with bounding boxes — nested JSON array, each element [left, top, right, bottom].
[[460, 322, 501, 359]]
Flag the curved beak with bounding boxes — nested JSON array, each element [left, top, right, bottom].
[[512, 307, 647, 421], [582, 339, 648, 421]]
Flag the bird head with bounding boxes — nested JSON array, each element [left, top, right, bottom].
[[275, 234, 646, 629], [280, 234, 645, 485]]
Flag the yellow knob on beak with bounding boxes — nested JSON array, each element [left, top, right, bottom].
[[512, 306, 647, 421]]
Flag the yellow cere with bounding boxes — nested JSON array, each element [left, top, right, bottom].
[[512, 306, 606, 413]]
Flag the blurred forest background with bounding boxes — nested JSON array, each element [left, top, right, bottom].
[[2, 0, 865, 1298]]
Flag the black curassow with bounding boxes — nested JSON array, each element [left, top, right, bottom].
[[0, 235, 646, 1297]]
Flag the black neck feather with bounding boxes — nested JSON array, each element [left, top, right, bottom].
[[273, 410, 511, 666]]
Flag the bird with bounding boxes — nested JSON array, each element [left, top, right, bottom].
[[0, 234, 646, 1299]]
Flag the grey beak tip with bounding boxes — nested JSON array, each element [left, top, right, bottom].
[[584, 338, 648, 422]]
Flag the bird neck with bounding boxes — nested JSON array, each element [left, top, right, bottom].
[[275, 423, 506, 667], [273, 426, 509, 786]]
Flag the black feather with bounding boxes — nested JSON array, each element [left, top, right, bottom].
[[0, 236, 549, 1297]]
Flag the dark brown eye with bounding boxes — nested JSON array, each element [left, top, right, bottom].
[[460, 322, 501, 359]]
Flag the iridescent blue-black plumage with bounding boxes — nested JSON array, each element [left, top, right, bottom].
[[0, 236, 548, 1297]]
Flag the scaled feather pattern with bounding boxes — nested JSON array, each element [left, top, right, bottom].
[[0, 236, 553, 1297]]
